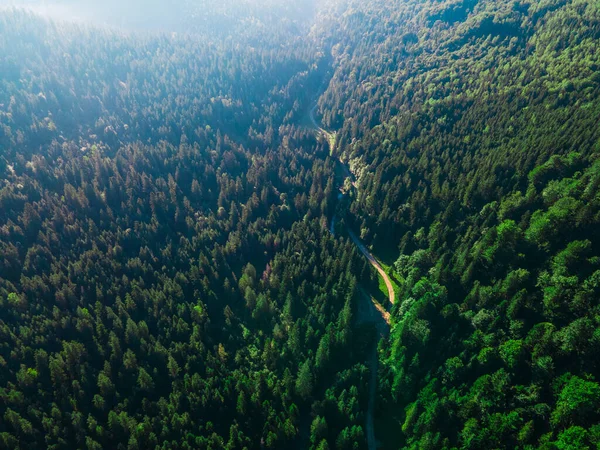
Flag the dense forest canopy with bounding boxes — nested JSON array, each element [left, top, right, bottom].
[[2, 0, 600, 449], [313, 0, 600, 448], [0, 7, 372, 450]]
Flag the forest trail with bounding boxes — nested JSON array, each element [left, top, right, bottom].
[[309, 102, 328, 135], [310, 96, 392, 450], [357, 287, 389, 450], [347, 229, 395, 307], [310, 100, 395, 310]]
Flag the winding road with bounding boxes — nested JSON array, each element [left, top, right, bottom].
[[310, 102, 395, 309], [310, 97, 394, 450], [348, 229, 395, 307]]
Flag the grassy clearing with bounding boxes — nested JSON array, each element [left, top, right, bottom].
[[326, 131, 337, 153], [376, 259, 403, 304], [358, 247, 403, 309]]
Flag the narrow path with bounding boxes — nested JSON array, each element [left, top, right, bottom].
[[310, 95, 393, 450], [356, 287, 389, 450], [329, 214, 336, 235], [311, 100, 394, 308], [310, 103, 358, 189], [348, 230, 395, 307], [309, 102, 327, 135]]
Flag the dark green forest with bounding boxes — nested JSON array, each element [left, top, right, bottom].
[[2, 0, 600, 449], [0, 9, 371, 450]]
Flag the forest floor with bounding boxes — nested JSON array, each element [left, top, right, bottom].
[[309, 98, 393, 450]]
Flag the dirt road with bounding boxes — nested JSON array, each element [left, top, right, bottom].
[[347, 229, 395, 306], [310, 96, 395, 450]]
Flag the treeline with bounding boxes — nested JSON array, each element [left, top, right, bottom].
[[313, 0, 600, 448], [0, 11, 370, 450]]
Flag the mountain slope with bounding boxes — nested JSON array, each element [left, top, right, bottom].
[[313, 0, 600, 448]]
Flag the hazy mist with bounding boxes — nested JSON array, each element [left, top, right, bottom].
[[1, 0, 317, 33]]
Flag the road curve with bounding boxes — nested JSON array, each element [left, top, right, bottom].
[[310, 93, 393, 450], [309, 103, 327, 135], [311, 99, 394, 308], [347, 229, 395, 306], [310, 99, 394, 307]]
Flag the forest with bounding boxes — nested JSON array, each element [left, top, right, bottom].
[[2, 0, 600, 449], [0, 8, 373, 450], [314, 0, 600, 448]]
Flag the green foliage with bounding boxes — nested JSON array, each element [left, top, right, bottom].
[[310, 416, 328, 447], [499, 339, 524, 369], [328, 0, 600, 447], [551, 376, 600, 427], [525, 196, 583, 247], [554, 426, 590, 450], [296, 359, 314, 400], [137, 368, 154, 391], [0, 8, 367, 449], [3, 0, 600, 447]]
